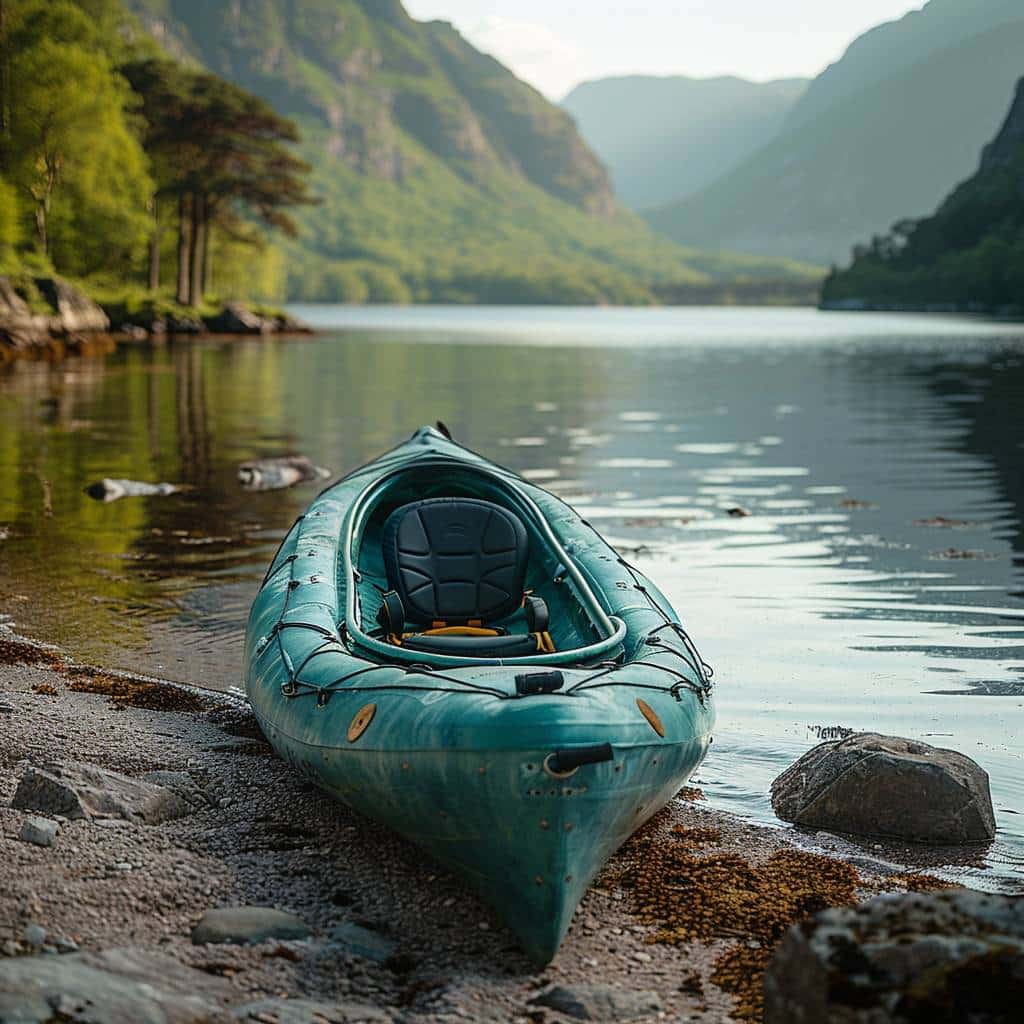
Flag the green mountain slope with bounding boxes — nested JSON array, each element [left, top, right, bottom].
[[820, 79, 1024, 313], [785, 0, 1023, 130], [562, 75, 807, 210], [646, 11, 1024, 267], [125, 0, 820, 304]]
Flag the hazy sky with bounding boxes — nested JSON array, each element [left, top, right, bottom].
[[403, 1, 926, 99]]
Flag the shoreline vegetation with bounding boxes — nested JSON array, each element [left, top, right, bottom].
[[0, 630, 966, 1023]]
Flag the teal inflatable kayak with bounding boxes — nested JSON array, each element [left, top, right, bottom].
[[244, 426, 715, 962]]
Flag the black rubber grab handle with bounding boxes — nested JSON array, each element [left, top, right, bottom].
[[515, 670, 564, 696], [549, 743, 614, 774]]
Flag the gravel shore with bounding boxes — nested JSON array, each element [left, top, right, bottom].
[[0, 639, 937, 1023]]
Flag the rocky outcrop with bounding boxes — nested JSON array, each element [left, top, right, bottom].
[[763, 890, 1024, 1024], [0, 947, 234, 1024], [771, 733, 996, 843], [0, 276, 109, 352], [12, 760, 193, 824]]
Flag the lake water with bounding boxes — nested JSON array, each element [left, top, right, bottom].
[[1, 306, 1022, 887]]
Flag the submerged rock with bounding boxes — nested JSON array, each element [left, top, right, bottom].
[[530, 983, 663, 1021], [191, 906, 312, 946], [12, 761, 192, 824], [18, 816, 59, 848], [84, 478, 184, 502], [764, 889, 1024, 1024], [238, 455, 331, 492], [771, 733, 996, 843], [0, 947, 232, 1023]]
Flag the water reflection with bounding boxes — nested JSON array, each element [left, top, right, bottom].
[[0, 308, 1022, 886]]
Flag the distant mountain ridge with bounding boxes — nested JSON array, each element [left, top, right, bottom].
[[785, 0, 1024, 129], [124, 0, 818, 303], [562, 75, 807, 210], [821, 77, 1024, 313], [645, 0, 1024, 267]]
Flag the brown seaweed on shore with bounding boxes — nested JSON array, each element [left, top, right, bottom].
[[67, 671, 205, 713], [0, 637, 65, 670], [615, 823, 860, 1020]]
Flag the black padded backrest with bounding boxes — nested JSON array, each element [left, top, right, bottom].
[[382, 498, 529, 625]]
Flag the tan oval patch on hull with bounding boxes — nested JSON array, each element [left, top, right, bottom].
[[347, 703, 376, 742], [637, 698, 665, 737]]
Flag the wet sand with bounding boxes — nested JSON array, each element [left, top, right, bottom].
[[0, 636, 947, 1023]]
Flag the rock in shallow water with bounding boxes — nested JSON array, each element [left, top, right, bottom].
[[191, 906, 312, 945], [12, 761, 192, 824], [770, 732, 996, 843], [0, 948, 232, 1024], [763, 889, 1024, 1024], [18, 816, 59, 847], [530, 983, 662, 1021]]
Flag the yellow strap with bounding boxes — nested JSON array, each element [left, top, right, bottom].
[[411, 626, 503, 638], [535, 631, 556, 653]]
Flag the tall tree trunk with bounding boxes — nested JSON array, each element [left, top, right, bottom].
[[0, 0, 10, 162], [35, 201, 47, 256], [201, 217, 212, 297], [176, 193, 190, 305], [187, 193, 205, 306], [148, 197, 160, 292]]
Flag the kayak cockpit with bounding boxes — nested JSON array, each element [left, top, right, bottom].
[[344, 458, 627, 667]]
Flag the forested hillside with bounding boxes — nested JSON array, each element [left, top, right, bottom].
[[646, 0, 1024, 267], [562, 75, 806, 209], [820, 79, 1024, 313], [123, 0, 819, 304]]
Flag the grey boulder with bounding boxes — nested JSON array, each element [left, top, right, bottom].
[[232, 998, 391, 1023], [764, 889, 1024, 1024], [770, 733, 996, 843], [12, 761, 192, 824], [18, 816, 59, 847], [0, 947, 232, 1024], [530, 983, 662, 1021], [191, 906, 312, 946]]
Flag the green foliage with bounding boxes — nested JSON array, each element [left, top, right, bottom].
[[2, 1, 153, 267], [0, 178, 20, 265]]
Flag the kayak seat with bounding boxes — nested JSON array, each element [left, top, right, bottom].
[[377, 497, 554, 657]]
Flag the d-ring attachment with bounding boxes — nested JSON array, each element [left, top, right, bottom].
[[543, 753, 578, 779]]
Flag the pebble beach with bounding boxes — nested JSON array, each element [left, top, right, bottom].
[[0, 634, 956, 1024]]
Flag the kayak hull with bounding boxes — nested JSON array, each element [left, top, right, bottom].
[[245, 428, 715, 962]]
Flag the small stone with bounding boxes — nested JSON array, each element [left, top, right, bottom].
[[231, 997, 392, 1023], [531, 984, 662, 1021], [19, 816, 59, 847], [115, 862, 133, 871], [22, 925, 46, 948], [93, 819, 132, 830], [192, 906, 312, 946]]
